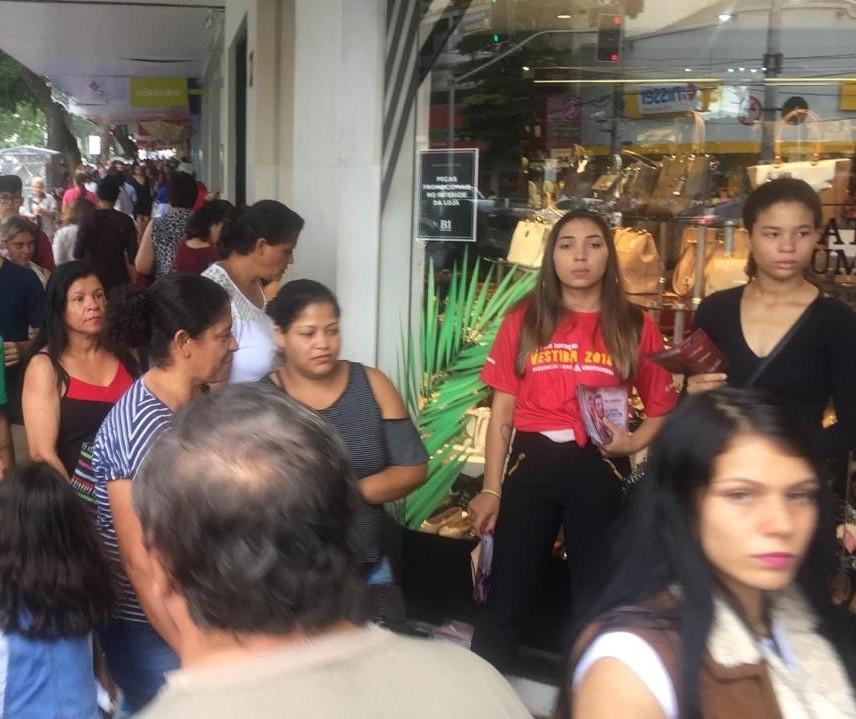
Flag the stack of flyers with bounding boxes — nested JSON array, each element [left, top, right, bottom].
[[646, 328, 729, 376], [576, 384, 628, 445]]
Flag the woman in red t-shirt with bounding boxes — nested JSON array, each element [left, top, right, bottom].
[[467, 208, 677, 671]]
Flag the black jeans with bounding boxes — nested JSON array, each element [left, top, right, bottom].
[[470, 431, 625, 671]]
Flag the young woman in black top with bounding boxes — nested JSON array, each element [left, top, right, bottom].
[[689, 178, 856, 459]]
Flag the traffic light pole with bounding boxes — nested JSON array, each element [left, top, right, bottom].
[[761, 0, 783, 162], [447, 28, 582, 149]]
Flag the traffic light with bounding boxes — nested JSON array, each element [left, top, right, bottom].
[[596, 14, 623, 63]]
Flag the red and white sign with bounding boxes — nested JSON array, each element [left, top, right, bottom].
[[738, 96, 763, 126]]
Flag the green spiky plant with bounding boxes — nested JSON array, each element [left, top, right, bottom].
[[397, 251, 537, 529]]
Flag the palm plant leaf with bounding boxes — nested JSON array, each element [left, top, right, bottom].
[[397, 250, 537, 529]]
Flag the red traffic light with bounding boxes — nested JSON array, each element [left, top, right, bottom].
[[596, 14, 623, 63]]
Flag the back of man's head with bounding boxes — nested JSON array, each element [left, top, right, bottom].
[[96, 174, 121, 204], [134, 383, 361, 635], [0, 175, 22, 195]]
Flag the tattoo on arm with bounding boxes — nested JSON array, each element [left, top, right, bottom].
[[500, 422, 513, 444]]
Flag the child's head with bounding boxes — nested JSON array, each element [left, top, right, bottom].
[[0, 462, 112, 637]]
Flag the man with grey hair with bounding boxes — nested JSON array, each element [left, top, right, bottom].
[[133, 383, 530, 719]]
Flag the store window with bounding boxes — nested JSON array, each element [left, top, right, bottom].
[[403, 0, 856, 522]]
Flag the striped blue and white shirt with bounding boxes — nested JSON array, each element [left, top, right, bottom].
[[92, 378, 174, 623]]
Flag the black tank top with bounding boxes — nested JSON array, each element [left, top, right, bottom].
[[260, 362, 386, 565]]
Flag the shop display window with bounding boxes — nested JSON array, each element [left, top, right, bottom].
[[402, 0, 856, 529]]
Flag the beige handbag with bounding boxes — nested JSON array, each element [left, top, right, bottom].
[[748, 109, 852, 226], [648, 112, 711, 217], [614, 227, 660, 295], [507, 219, 550, 268], [674, 226, 751, 297], [705, 228, 751, 294]]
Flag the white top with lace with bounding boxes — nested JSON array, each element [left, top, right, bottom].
[[202, 263, 276, 383]]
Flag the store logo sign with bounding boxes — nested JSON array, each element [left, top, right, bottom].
[[638, 83, 698, 114], [130, 77, 188, 108]]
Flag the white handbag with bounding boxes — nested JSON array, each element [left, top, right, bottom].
[[507, 219, 550, 268], [747, 109, 852, 226]]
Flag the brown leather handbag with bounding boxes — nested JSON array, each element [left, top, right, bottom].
[[619, 151, 660, 210], [648, 112, 711, 217]]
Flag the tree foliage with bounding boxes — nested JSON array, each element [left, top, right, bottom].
[[0, 52, 45, 146], [0, 49, 81, 186]]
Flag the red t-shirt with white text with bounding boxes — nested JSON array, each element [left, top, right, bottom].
[[480, 305, 677, 445]]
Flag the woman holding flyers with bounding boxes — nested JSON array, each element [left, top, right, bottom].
[[467, 208, 678, 671], [688, 178, 856, 460]]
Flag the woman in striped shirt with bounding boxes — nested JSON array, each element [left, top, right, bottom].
[[90, 273, 236, 713]]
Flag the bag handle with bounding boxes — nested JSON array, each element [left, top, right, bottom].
[[774, 108, 823, 167], [672, 111, 706, 154]]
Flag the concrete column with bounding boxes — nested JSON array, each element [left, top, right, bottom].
[[222, 0, 386, 366], [287, 0, 385, 366]]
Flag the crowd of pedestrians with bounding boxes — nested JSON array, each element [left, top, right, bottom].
[[0, 169, 854, 718]]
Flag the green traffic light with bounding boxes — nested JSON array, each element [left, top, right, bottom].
[[491, 33, 500, 42]]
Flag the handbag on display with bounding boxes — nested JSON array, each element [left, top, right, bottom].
[[507, 219, 551, 268], [673, 226, 750, 297], [614, 227, 661, 295], [747, 108, 853, 226], [618, 151, 660, 210], [704, 227, 751, 294], [648, 111, 711, 217], [672, 226, 718, 296], [567, 146, 598, 198], [591, 169, 623, 198]]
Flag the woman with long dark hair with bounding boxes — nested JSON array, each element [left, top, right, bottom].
[[467, 209, 678, 671], [91, 273, 236, 713], [173, 199, 235, 273], [565, 388, 856, 718], [0, 461, 113, 718], [22, 261, 137, 479]]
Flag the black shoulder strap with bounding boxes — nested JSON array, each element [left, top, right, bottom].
[[744, 299, 817, 388]]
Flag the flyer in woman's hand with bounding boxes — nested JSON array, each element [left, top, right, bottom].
[[577, 384, 628, 445], [646, 328, 729, 375]]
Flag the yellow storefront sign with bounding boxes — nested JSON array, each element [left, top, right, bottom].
[[840, 82, 856, 111], [130, 77, 188, 108]]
